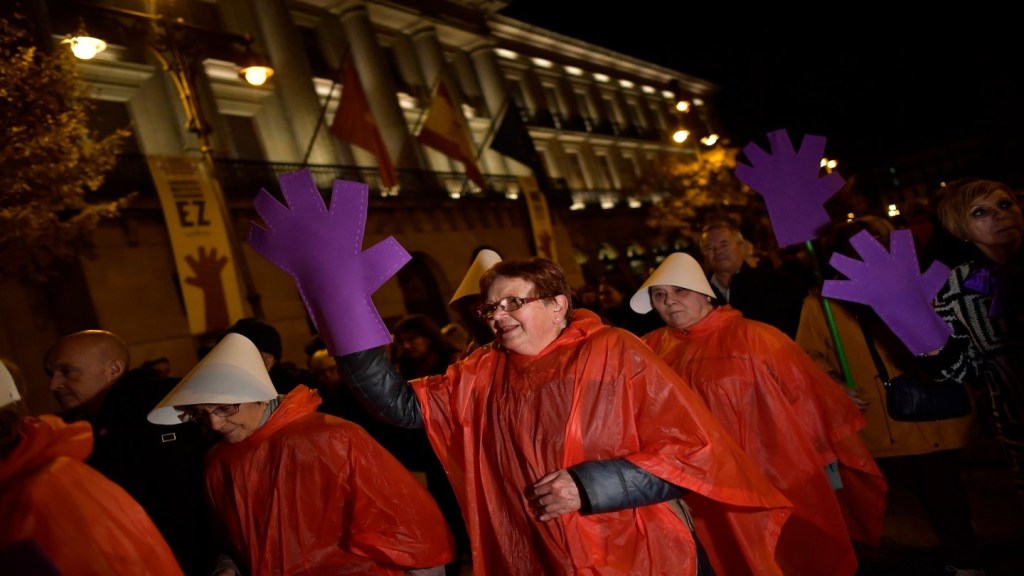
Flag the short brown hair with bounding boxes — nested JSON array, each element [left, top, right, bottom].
[[936, 179, 1012, 241], [700, 220, 744, 239], [479, 257, 573, 320]]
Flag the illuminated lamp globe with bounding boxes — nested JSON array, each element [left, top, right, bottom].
[[241, 65, 273, 86], [63, 36, 107, 60]]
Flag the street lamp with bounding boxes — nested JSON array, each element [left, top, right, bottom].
[[62, 34, 106, 59], [64, 3, 274, 319]]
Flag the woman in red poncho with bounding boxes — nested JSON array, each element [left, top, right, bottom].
[[0, 360, 182, 576], [630, 252, 888, 576], [147, 334, 454, 576], [338, 257, 794, 576]]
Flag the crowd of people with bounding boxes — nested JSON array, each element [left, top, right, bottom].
[[1, 176, 1020, 575]]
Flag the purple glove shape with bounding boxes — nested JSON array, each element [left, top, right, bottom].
[[247, 169, 411, 355], [822, 229, 953, 355], [734, 129, 845, 247]]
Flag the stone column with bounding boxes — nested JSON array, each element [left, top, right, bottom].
[[338, 3, 418, 169], [311, 14, 357, 165], [221, 0, 336, 165], [470, 42, 507, 118]]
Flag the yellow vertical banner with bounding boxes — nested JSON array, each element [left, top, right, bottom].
[[147, 155, 246, 334], [520, 175, 557, 262]]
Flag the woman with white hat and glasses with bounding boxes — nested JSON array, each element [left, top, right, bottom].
[[148, 333, 454, 576], [632, 252, 888, 576]]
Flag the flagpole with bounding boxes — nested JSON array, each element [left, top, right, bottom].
[[302, 48, 350, 166], [475, 85, 517, 160], [804, 239, 856, 390], [410, 73, 441, 137], [465, 82, 522, 196]]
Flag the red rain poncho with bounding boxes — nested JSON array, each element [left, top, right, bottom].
[[204, 386, 454, 575], [642, 307, 888, 575], [412, 309, 792, 575], [0, 415, 182, 575]]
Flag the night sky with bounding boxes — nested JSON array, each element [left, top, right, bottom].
[[496, 3, 1023, 188]]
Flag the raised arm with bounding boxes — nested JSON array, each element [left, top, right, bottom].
[[336, 348, 424, 429], [246, 170, 423, 425]]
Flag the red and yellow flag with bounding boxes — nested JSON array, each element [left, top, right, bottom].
[[416, 78, 485, 189], [329, 59, 399, 188]]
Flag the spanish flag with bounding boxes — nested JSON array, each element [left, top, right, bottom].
[[329, 59, 399, 188], [416, 78, 486, 190]]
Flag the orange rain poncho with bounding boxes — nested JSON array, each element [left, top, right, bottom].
[[412, 309, 792, 576], [204, 385, 454, 575], [0, 415, 183, 575], [643, 307, 888, 576]]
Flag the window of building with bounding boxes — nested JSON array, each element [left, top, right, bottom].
[[595, 153, 618, 189], [626, 98, 647, 129], [574, 89, 595, 121], [647, 99, 668, 130], [542, 83, 566, 124], [298, 25, 333, 80], [565, 151, 588, 190], [453, 51, 487, 117], [90, 100, 139, 154], [384, 46, 414, 98], [508, 80, 531, 117], [621, 153, 641, 179], [601, 94, 623, 126], [224, 115, 266, 161]]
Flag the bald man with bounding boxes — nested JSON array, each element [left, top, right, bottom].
[[46, 330, 129, 418], [45, 330, 215, 575]]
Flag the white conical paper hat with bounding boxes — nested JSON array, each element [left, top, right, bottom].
[[449, 249, 502, 304], [630, 252, 715, 314], [0, 361, 21, 409], [148, 333, 277, 425]]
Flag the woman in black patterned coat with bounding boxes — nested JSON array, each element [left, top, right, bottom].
[[925, 178, 1024, 503]]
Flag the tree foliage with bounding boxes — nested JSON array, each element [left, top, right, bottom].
[[642, 145, 774, 249], [642, 142, 874, 255], [0, 15, 130, 283]]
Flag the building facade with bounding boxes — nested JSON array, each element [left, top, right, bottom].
[[4, 0, 722, 413]]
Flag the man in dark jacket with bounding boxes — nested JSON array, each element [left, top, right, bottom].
[[224, 317, 311, 394], [700, 221, 806, 338], [46, 330, 215, 575]]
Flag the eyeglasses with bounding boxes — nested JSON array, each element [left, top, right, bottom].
[[475, 296, 549, 319], [178, 403, 241, 424]]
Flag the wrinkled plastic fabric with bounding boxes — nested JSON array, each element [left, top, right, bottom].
[[0, 415, 183, 575], [643, 307, 888, 575], [411, 309, 792, 576], [204, 386, 454, 575]]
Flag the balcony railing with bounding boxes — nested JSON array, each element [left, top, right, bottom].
[[97, 154, 572, 208], [537, 113, 666, 143]]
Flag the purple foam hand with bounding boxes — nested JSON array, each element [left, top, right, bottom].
[[822, 229, 953, 356], [247, 169, 411, 355], [734, 129, 845, 247]]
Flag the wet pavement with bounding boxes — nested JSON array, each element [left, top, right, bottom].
[[857, 437, 1024, 576]]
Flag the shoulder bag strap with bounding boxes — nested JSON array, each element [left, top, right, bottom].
[[857, 316, 890, 382]]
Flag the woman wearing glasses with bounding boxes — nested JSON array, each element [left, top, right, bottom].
[[147, 333, 455, 576], [338, 256, 794, 576]]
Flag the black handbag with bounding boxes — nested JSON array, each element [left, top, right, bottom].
[[861, 321, 972, 422]]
